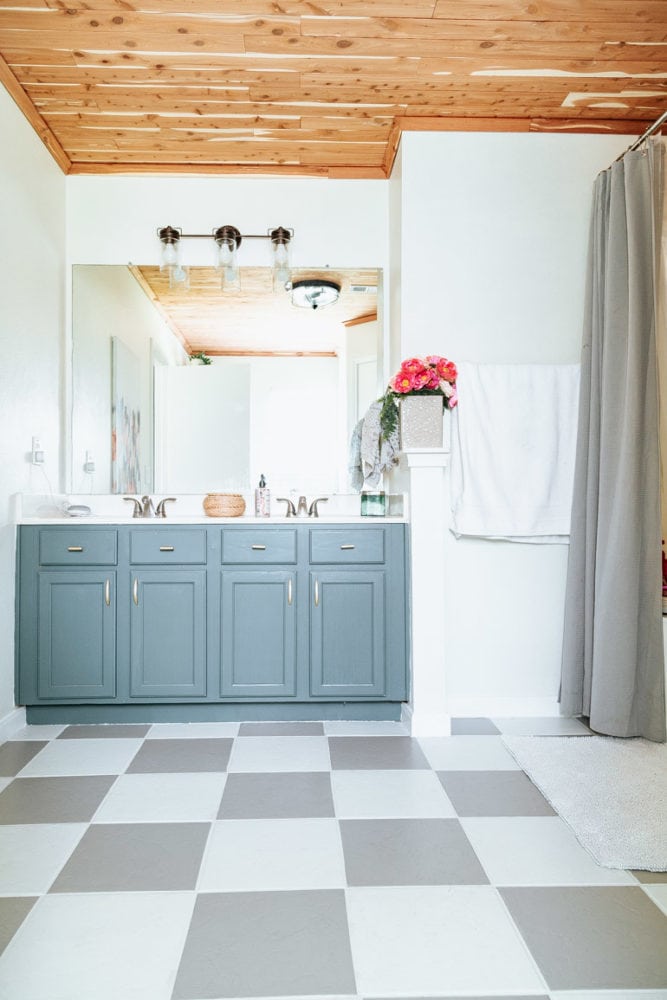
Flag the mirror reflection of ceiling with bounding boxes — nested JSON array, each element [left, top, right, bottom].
[[132, 266, 378, 355]]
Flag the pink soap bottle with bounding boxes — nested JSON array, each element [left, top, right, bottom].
[[255, 474, 270, 517]]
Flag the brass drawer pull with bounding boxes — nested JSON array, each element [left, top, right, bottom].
[[133, 578, 139, 606], [67, 546, 84, 552], [251, 544, 266, 551], [159, 546, 175, 552], [340, 544, 355, 550], [105, 579, 110, 606]]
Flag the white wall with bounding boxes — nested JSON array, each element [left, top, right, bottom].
[[394, 131, 631, 715], [0, 87, 66, 725], [66, 176, 388, 268]]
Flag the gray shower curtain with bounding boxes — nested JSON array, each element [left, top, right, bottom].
[[560, 140, 666, 742]]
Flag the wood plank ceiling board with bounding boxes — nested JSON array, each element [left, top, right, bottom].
[[134, 266, 379, 355], [0, 1, 665, 176]]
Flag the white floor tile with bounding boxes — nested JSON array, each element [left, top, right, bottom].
[[0, 892, 196, 1000], [643, 884, 667, 916], [198, 818, 346, 891], [418, 735, 521, 770], [227, 736, 331, 772], [332, 769, 456, 818], [92, 772, 227, 823], [346, 885, 546, 995], [0, 824, 87, 893], [324, 721, 409, 736], [550, 993, 667, 1000], [461, 816, 636, 885], [493, 716, 592, 736], [17, 739, 143, 777], [145, 722, 239, 739], [8, 725, 66, 741]]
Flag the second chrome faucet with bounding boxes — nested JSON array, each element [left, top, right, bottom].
[[123, 496, 177, 518], [276, 495, 328, 518]]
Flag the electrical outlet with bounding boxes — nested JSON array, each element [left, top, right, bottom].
[[31, 437, 45, 465], [83, 451, 96, 474]]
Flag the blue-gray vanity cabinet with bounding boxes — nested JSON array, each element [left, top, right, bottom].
[[17, 522, 409, 717]]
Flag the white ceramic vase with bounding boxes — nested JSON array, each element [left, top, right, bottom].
[[399, 395, 444, 449]]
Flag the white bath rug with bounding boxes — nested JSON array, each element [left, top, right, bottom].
[[502, 735, 667, 871]]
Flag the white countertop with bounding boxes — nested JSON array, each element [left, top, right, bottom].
[[13, 493, 408, 525], [17, 515, 407, 525]]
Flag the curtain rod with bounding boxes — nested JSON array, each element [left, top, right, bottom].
[[616, 109, 667, 161]]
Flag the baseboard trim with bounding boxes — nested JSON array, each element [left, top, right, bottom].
[[447, 697, 560, 718], [0, 706, 26, 741]]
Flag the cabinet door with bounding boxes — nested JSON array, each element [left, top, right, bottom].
[[37, 571, 116, 699], [130, 570, 206, 698], [310, 571, 386, 698], [220, 570, 297, 698]]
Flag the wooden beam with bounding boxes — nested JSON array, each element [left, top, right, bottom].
[[0, 51, 71, 172], [343, 311, 378, 327], [201, 349, 338, 357]]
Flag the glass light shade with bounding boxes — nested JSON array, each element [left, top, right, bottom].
[[221, 263, 241, 293], [160, 240, 179, 271], [169, 264, 190, 290]]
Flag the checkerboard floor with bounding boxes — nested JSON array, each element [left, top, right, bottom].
[[0, 717, 665, 1000]]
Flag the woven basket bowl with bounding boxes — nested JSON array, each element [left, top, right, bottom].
[[203, 493, 246, 518]]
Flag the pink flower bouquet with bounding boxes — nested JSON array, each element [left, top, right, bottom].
[[380, 355, 458, 439]]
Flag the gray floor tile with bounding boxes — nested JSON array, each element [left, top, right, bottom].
[[329, 736, 430, 770], [0, 897, 37, 954], [633, 870, 667, 883], [368, 996, 548, 1000], [172, 889, 357, 998], [238, 722, 325, 736], [500, 886, 667, 990], [438, 770, 556, 816], [451, 718, 501, 736], [49, 822, 209, 892], [340, 818, 489, 886], [0, 776, 116, 824], [58, 724, 151, 739], [219, 771, 334, 818], [126, 738, 233, 773], [0, 742, 47, 777]]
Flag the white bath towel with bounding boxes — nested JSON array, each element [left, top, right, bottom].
[[450, 362, 580, 542]]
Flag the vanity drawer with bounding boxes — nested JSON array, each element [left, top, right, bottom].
[[39, 529, 117, 566], [309, 528, 386, 564], [221, 529, 297, 564], [130, 529, 207, 564]]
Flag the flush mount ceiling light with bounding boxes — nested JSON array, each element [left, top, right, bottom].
[[157, 224, 293, 292], [290, 278, 341, 310]]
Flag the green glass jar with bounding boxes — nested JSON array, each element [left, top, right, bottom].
[[361, 491, 386, 517]]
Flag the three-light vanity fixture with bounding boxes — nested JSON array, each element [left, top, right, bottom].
[[157, 225, 341, 309], [157, 224, 293, 293]]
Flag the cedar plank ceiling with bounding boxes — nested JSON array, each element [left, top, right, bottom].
[[0, 1, 666, 177]]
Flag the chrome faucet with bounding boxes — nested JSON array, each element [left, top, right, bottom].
[[276, 495, 328, 518], [156, 497, 177, 517], [123, 495, 157, 518], [308, 497, 328, 518]]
